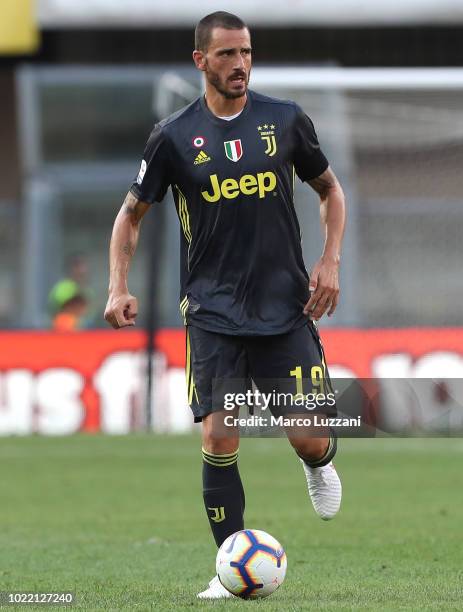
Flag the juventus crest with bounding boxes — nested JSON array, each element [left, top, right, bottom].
[[257, 124, 277, 157]]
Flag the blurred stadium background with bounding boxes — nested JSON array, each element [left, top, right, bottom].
[[1, 0, 463, 435]]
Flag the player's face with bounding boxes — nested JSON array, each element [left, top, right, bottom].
[[198, 27, 252, 99]]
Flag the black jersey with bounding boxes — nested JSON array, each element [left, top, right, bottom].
[[130, 90, 329, 335]]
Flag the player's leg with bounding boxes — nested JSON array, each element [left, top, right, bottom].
[[289, 427, 341, 521], [186, 326, 247, 546], [283, 323, 342, 519], [186, 326, 247, 599], [201, 410, 244, 547], [248, 322, 342, 520], [198, 413, 243, 599]]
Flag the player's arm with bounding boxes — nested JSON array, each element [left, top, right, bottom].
[[104, 191, 150, 329], [303, 166, 345, 320]]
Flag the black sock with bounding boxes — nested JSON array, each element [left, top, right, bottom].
[[202, 448, 245, 547], [298, 429, 338, 468]]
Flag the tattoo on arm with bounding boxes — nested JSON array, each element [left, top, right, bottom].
[[308, 167, 338, 199], [122, 192, 149, 223], [121, 241, 135, 257], [123, 192, 139, 216]]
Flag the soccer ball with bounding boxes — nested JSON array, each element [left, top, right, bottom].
[[216, 529, 287, 599]]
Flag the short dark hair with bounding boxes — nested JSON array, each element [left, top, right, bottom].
[[195, 11, 248, 51]]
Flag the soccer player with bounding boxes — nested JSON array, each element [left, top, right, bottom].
[[104, 11, 345, 599]]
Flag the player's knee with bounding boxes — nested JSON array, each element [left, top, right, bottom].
[[202, 414, 239, 455], [202, 435, 239, 455]]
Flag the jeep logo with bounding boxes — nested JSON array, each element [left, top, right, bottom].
[[201, 172, 277, 203]]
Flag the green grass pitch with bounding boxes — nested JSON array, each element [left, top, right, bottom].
[[1, 435, 462, 610]]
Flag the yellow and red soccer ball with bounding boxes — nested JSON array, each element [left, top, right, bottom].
[[216, 529, 287, 599]]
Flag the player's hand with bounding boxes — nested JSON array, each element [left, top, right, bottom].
[[104, 292, 138, 329], [303, 256, 339, 320]]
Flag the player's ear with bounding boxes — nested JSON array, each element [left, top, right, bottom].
[[193, 49, 206, 72]]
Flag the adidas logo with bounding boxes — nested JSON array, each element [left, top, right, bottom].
[[194, 150, 211, 165]]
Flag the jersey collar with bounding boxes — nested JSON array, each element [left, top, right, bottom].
[[200, 90, 253, 127]]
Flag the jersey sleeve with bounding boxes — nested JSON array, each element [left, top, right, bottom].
[[130, 124, 172, 204], [292, 105, 329, 182]]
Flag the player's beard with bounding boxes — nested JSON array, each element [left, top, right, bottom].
[[205, 62, 249, 99]]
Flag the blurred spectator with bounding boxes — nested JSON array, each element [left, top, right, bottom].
[[48, 253, 95, 326], [52, 292, 89, 331]]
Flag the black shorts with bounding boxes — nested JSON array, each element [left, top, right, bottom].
[[185, 322, 333, 423]]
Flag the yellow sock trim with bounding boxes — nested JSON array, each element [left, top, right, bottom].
[[202, 447, 239, 458], [202, 448, 239, 467]]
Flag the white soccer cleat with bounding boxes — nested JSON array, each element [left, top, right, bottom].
[[300, 459, 342, 520], [197, 575, 235, 599]]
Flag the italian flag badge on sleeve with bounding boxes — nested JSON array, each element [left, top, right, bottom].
[[224, 139, 243, 162]]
